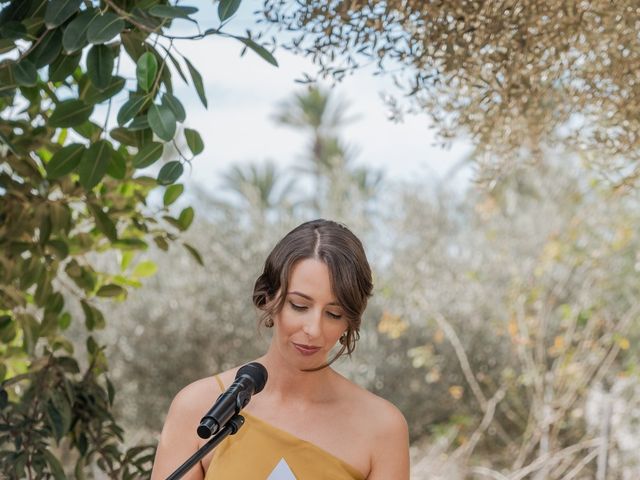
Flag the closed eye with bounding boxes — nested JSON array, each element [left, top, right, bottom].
[[289, 302, 307, 311], [327, 312, 342, 319]]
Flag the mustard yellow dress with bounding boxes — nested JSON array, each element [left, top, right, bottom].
[[205, 376, 365, 480]]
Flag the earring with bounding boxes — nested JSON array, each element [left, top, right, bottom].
[[265, 316, 274, 328]]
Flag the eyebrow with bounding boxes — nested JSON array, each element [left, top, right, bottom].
[[288, 291, 340, 307]]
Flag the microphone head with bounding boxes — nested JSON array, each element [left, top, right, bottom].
[[237, 362, 268, 394]]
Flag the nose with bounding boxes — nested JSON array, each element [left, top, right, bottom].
[[302, 308, 322, 339]]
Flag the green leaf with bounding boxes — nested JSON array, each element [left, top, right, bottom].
[[111, 125, 149, 146], [14, 59, 37, 86], [133, 141, 163, 168], [149, 5, 198, 20], [73, 120, 102, 141], [46, 143, 85, 178], [128, 115, 149, 131], [86, 44, 113, 89], [43, 449, 67, 479], [83, 75, 125, 104], [162, 93, 185, 122], [48, 51, 81, 82], [157, 161, 183, 185], [49, 99, 93, 128], [121, 30, 147, 61], [184, 128, 204, 156], [88, 203, 117, 241], [184, 57, 207, 108], [107, 148, 126, 179], [58, 312, 72, 330], [218, 0, 241, 22], [178, 206, 194, 230], [136, 51, 157, 92], [45, 0, 82, 28], [96, 284, 125, 297], [235, 36, 278, 67], [62, 9, 96, 53], [0, 21, 27, 40], [132, 260, 157, 278], [87, 12, 124, 44], [79, 140, 111, 190], [106, 376, 116, 405], [46, 391, 72, 442], [183, 242, 204, 266], [147, 103, 176, 141], [29, 28, 63, 68], [161, 45, 188, 84], [117, 95, 148, 126], [163, 183, 184, 206]]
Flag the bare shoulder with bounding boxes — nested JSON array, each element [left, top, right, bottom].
[[334, 375, 410, 479], [335, 373, 408, 437], [169, 366, 241, 415]]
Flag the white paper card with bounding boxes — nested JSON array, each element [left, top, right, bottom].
[[266, 458, 297, 480]]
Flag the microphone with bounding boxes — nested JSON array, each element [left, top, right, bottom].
[[197, 362, 268, 439]]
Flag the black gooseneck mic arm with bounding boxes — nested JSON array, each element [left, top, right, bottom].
[[165, 415, 244, 480], [165, 362, 268, 480]]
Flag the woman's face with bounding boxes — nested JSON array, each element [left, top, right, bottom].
[[272, 258, 348, 368]]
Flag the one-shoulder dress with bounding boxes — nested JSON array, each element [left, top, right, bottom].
[[204, 376, 365, 480]]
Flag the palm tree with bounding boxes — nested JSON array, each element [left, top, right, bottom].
[[274, 87, 367, 216], [220, 160, 296, 221]]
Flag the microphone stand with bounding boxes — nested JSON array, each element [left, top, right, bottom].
[[165, 414, 245, 480]]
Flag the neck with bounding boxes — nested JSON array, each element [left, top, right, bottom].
[[256, 344, 338, 405]]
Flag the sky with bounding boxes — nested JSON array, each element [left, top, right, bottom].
[[163, 4, 473, 193]]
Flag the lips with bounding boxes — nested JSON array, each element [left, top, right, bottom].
[[293, 343, 321, 356]]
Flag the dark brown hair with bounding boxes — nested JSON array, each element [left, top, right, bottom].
[[253, 219, 373, 368]]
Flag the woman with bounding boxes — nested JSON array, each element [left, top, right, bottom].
[[151, 219, 410, 479]]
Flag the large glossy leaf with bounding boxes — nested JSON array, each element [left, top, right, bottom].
[[184, 57, 207, 108], [44, 0, 82, 28], [48, 51, 81, 82], [127, 115, 149, 131], [86, 12, 124, 44], [0, 21, 27, 40], [46, 143, 85, 178], [218, 0, 241, 22], [73, 120, 102, 141], [106, 149, 126, 179], [162, 93, 185, 122], [62, 9, 96, 53], [121, 30, 147, 61], [86, 44, 113, 89], [49, 99, 93, 128], [157, 161, 183, 185], [117, 95, 148, 126], [14, 59, 37, 86], [136, 51, 157, 92], [29, 28, 62, 68], [109, 127, 138, 147], [149, 5, 198, 20], [184, 128, 204, 155], [78, 140, 111, 190], [83, 75, 125, 104], [133, 142, 163, 168], [147, 103, 176, 141]]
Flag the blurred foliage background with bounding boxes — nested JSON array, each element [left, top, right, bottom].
[[2, 1, 640, 479]]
